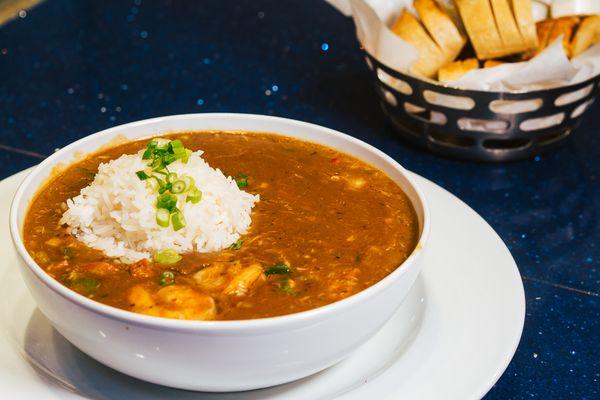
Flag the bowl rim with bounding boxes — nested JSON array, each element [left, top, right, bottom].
[[9, 113, 430, 333]]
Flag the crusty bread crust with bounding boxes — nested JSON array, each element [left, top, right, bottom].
[[491, 0, 528, 53], [571, 15, 600, 57], [455, 0, 504, 59], [414, 0, 466, 63], [391, 10, 446, 77], [511, 0, 539, 48], [548, 16, 580, 57], [438, 58, 479, 81], [484, 59, 505, 67]]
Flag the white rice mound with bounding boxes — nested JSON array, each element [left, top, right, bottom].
[[60, 149, 260, 263]]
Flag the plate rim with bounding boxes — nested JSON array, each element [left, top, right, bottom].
[[408, 172, 525, 400]]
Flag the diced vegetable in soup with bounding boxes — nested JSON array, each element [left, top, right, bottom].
[[23, 132, 419, 320]]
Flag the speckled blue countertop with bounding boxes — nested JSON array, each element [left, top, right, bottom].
[[0, 0, 598, 398]]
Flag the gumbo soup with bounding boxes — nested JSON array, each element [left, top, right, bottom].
[[23, 132, 419, 320]]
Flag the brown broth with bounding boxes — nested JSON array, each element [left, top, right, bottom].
[[23, 132, 419, 320]]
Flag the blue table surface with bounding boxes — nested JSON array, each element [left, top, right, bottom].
[[0, 0, 598, 398]]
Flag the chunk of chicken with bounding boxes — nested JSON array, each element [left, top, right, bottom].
[[129, 259, 155, 279], [193, 261, 243, 292], [47, 260, 69, 274], [79, 261, 122, 277], [194, 265, 229, 292], [223, 264, 266, 296], [128, 284, 216, 320]]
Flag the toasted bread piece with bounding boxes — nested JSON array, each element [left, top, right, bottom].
[[414, 0, 466, 63], [455, 0, 504, 59], [521, 18, 555, 59], [438, 58, 479, 81], [570, 15, 600, 57], [522, 17, 578, 59], [484, 60, 505, 67], [548, 16, 580, 57], [391, 10, 445, 78], [536, 18, 556, 49], [491, 0, 528, 53], [437, 0, 463, 28], [511, 0, 539, 48]]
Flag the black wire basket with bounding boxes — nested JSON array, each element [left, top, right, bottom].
[[364, 52, 600, 162]]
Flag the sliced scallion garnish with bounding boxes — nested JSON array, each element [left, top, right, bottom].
[[171, 210, 186, 230], [265, 262, 290, 276], [180, 175, 195, 192], [153, 138, 171, 149], [137, 138, 201, 230], [229, 239, 243, 250], [156, 193, 177, 212], [166, 172, 178, 184], [136, 170, 150, 180], [186, 188, 202, 204], [73, 277, 100, 293], [235, 173, 249, 188], [146, 176, 161, 191], [171, 180, 186, 194], [156, 208, 170, 227], [182, 149, 192, 163], [154, 249, 182, 265], [150, 157, 164, 171], [170, 139, 187, 160]]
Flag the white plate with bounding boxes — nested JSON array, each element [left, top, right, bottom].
[[0, 168, 525, 400]]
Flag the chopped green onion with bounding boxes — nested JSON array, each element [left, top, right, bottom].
[[170, 140, 187, 160], [159, 270, 176, 286], [138, 138, 201, 230], [142, 148, 153, 160], [77, 277, 100, 292], [153, 138, 171, 149], [182, 149, 192, 163], [154, 249, 182, 265], [180, 175, 195, 192], [142, 140, 158, 159], [166, 172, 178, 184], [62, 247, 73, 259], [186, 188, 202, 204], [156, 193, 177, 212], [146, 176, 161, 191], [229, 239, 243, 250], [136, 170, 150, 180], [265, 262, 290, 276], [171, 180, 186, 194], [171, 210, 186, 230], [279, 278, 295, 295], [156, 208, 170, 227], [235, 173, 249, 188], [142, 148, 155, 160], [170, 139, 184, 149], [163, 152, 176, 166], [150, 157, 164, 170], [67, 274, 99, 293]]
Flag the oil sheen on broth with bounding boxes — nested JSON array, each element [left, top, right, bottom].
[[23, 132, 419, 320]]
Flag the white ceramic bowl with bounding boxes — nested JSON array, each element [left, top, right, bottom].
[[10, 113, 430, 392]]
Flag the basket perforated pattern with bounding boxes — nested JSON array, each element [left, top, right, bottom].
[[365, 53, 600, 162]]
